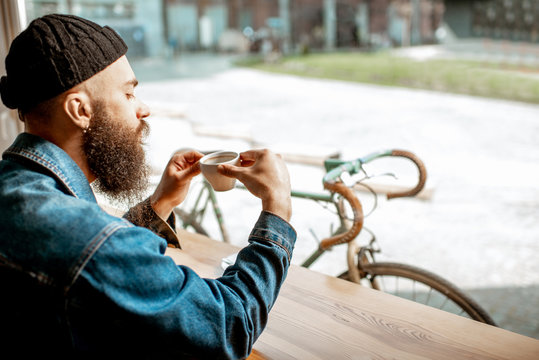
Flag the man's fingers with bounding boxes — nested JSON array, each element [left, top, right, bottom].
[[240, 159, 255, 167], [239, 149, 263, 163], [240, 149, 273, 167], [217, 164, 243, 179], [187, 150, 204, 163], [183, 161, 201, 178], [178, 150, 204, 163], [172, 150, 204, 169]]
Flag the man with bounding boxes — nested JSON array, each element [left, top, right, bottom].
[[0, 14, 295, 358]]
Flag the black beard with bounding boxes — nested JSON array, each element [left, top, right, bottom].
[[82, 101, 150, 206]]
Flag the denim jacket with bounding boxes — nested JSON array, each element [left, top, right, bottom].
[[0, 133, 296, 359]]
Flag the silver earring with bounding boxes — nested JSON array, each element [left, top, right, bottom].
[[83, 126, 90, 134]]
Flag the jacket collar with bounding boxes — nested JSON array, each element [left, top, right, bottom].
[[2, 133, 96, 202]]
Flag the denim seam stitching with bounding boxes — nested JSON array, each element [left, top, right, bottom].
[[260, 210, 298, 237], [249, 235, 292, 263], [250, 228, 293, 252], [4, 148, 77, 198], [65, 221, 133, 294]]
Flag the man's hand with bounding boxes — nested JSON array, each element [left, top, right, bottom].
[[217, 149, 292, 221], [150, 150, 204, 220]]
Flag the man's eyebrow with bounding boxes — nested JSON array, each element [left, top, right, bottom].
[[125, 79, 139, 88]]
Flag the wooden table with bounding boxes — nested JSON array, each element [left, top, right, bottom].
[[167, 230, 539, 360]]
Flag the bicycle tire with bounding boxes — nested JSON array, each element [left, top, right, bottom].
[[339, 262, 496, 326], [173, 208, 209, 237]]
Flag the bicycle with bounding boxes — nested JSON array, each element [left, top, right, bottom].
[[174, 149, 496, 325]]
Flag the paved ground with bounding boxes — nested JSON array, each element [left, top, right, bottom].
[[130, 45, 539, 340]]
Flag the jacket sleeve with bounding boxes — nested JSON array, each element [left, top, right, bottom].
[[72, 211, 296, 359], [123, 197, 181, 248]]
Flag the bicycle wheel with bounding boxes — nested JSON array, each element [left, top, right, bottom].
[[339, 262, 496, 325]]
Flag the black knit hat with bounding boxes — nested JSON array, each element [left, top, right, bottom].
[[0, 14, 128, 111]]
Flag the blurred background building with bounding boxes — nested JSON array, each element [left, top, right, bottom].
[[20, 0, 539, 59], [11, 0, 539, 57], [445, 0, 539, 43], [10, 0, 539, 56]]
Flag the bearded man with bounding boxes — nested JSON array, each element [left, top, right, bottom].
[[0, 14, 295, 359]]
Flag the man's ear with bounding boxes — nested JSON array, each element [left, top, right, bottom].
[[63, 91, 92, 130]]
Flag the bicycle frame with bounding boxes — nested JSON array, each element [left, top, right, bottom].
[[174, 151, 497, 325], [180, 180, 231, 243], [291, 189, 352, 268], [180, 180, 354, 269], [177, 148, 426, 275]]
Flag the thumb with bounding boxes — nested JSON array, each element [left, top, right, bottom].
[[218, 164, 242, 179], [182, 162, 201, 178]]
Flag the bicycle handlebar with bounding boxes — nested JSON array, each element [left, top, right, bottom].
[[319, 182, 364, 250], [323, 149, 427, 200], [385, 149, 427, 200], [318, 149, 426, 249]]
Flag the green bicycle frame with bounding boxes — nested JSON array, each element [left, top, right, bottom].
[[290, 189, 350, 268], [187, 180, 231, 243], [323, 149, 393, 183], [186, 149, 395, 261]]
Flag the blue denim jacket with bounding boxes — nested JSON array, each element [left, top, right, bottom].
[[0, 133, 296, 359]]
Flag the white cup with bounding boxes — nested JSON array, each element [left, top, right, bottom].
[[199, 151, 240, 191]]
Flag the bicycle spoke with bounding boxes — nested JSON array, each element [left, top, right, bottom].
[[439, 296, 450, 311], [357, 263, 495, 325], [425, 287, 433, 306]]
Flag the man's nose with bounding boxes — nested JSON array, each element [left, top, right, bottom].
[[137, 99, 151, 119]]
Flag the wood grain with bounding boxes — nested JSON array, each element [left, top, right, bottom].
[[168, 230, 539, 360]]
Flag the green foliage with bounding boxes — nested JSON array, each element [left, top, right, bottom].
[[237, 52, 539, 104]]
